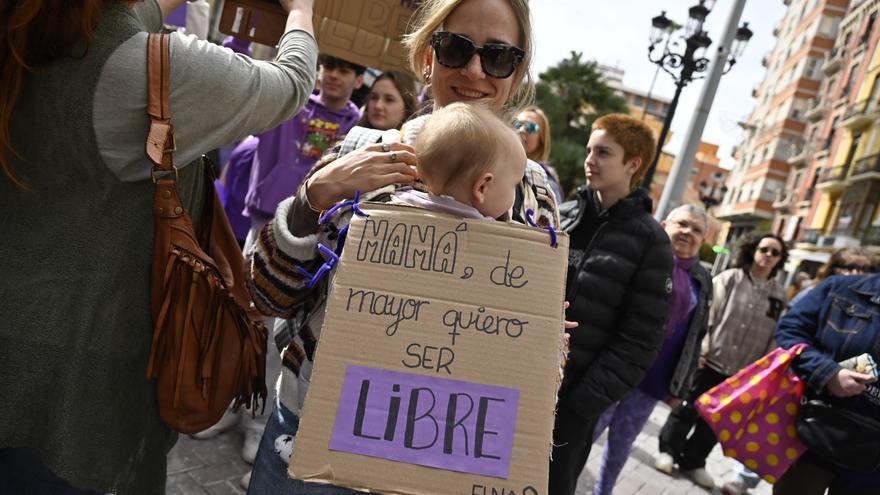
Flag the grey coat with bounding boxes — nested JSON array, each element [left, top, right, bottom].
[[668, 261, 713, 398]]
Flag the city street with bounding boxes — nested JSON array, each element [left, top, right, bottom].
[[166, 402, 771, 495]]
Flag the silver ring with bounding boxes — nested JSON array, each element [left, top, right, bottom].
[[389, 152, 398, 162], [381, 143, 391, 152]]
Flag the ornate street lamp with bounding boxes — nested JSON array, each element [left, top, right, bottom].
[[698, 179, 728, 209], [641, 1, 753, 191]]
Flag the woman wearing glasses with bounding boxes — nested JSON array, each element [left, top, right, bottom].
[[788, 247, 875, 309], [243, 1, 560, 493], [515, 106, 564, 201], [656, 233, 788, 492]]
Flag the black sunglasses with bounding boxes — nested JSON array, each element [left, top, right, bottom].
[[758, 246, 782, 257], [836, 264, 875, 273], [431, 32, 525, 79]]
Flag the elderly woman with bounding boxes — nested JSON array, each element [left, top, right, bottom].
[[589, 204, 713, 495], [243, 0, 560, 493], [657, 233, 788, 491]]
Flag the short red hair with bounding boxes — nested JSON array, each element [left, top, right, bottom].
[[592, 114, 656, 187]]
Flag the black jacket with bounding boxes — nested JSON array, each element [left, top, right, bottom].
[[558, 187, 673, 420]]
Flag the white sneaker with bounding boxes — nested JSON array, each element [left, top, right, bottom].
[[721, 479, 748, 495], [189, 409, 238, 440], [654, 453, 675, 474], [683, 467, 716, 489], [240, 471, 251, 490], [241, 429, 262, 464]]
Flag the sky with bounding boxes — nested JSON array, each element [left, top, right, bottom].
[[530, 0, 788, 170]]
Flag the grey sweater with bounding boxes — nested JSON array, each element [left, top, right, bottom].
[[95, 0, 318, 181]]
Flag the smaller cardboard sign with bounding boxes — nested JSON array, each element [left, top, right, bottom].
[[218, 0, 420, 73], [289, 203, 569, 495]]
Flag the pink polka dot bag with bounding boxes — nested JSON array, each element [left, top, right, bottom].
[[695, 344, 808, 484]]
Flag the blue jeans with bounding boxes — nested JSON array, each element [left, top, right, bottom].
[[247, 399, 359, 495]]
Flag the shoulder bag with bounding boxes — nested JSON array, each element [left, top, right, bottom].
[[144, 33, 267, 434]]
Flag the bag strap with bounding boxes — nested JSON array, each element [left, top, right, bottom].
[[145, 33, 176, 177]]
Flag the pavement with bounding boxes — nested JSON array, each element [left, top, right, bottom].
[[166, 402, 772, 495]]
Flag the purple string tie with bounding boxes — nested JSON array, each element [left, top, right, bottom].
[[525, 208, 558, 248]]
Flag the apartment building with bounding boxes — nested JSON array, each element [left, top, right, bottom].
[[790, 0, 880, 272], [716, 0, 850, 252]]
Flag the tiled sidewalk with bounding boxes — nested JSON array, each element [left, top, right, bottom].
[[166, 402, 772, 495]]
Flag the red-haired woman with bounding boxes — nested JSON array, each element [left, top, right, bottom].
[[0, 0, 317, 493]]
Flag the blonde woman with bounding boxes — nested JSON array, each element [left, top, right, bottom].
[[516, 106, 564, 201], [243, 0, 562, 492]]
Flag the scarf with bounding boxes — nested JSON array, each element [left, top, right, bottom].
[[667, 255, 698, 335]]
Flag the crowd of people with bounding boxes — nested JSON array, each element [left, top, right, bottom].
[[1, 0, 878, 495]]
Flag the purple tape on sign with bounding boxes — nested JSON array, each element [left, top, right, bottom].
[[329, 365, 519, 479]]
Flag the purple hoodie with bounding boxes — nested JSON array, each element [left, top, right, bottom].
[[244, 93, 361, 222], [216, 136, 259, 243], [222, 36, 253, 57]]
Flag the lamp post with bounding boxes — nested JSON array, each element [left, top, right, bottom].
[[640, 0, 753, 192]]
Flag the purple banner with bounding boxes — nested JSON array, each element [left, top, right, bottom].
[[329, 365, 519, 479]]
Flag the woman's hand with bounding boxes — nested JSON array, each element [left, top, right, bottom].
[[306, 142, 418, 210], [826, 368, 873, 397]]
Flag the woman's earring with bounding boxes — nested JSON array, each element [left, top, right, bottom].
[[423, 66, 432, 84]]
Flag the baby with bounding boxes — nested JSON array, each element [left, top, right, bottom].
[[393, 102, 527, 220]]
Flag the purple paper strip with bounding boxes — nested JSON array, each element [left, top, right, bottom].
[[329, 365, 519, 479]]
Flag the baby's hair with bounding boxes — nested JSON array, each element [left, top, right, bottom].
[[416, 103, 515, 195]]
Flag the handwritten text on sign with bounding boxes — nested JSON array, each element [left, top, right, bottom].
[[330, 365, 519, 478], [346, 218, 531, 374]]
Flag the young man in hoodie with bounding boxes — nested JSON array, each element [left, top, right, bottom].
[[549, 113, 673, 495], [243, 54, 364, 244]]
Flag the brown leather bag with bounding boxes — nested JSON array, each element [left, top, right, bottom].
[[144, 33, 267, 434]]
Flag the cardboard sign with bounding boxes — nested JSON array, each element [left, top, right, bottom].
[[218, 0, 420, 72], [290, 203, 569, 495]]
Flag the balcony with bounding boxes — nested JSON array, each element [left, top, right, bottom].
[[772, 189, 795, 212], [805, 98, 826, 122], [864, 226, 880, 246], [801, 228, 821, 244], [851, 154, 880, 177], [787, 148, 810, 167], [822, 48, 844, 75], [841, 100, 877, 130], [799, 228, 836, 247], [817, 164, 850, 191]]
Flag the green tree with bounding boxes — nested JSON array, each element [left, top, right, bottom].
[[535, 52, 629, 197]]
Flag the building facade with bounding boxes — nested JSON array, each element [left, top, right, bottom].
[[791, 0, 880, 273], [716, 0, 850, 253]]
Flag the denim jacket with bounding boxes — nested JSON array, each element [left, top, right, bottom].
[[776, 274, 880, 397]]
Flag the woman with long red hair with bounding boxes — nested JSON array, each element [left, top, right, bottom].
[[0, 0, 317, 492]]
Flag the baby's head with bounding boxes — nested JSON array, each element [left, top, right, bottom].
[[416, 103, 527, 219]]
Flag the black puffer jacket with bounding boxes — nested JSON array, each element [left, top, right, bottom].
[[558, 187, 673, 420]]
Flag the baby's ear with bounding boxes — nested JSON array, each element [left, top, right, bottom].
[[472, 171, 494, 205]]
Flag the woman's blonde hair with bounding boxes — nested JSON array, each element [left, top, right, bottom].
[[402, 0, 535, 118], [518, 106, 551, 163]]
